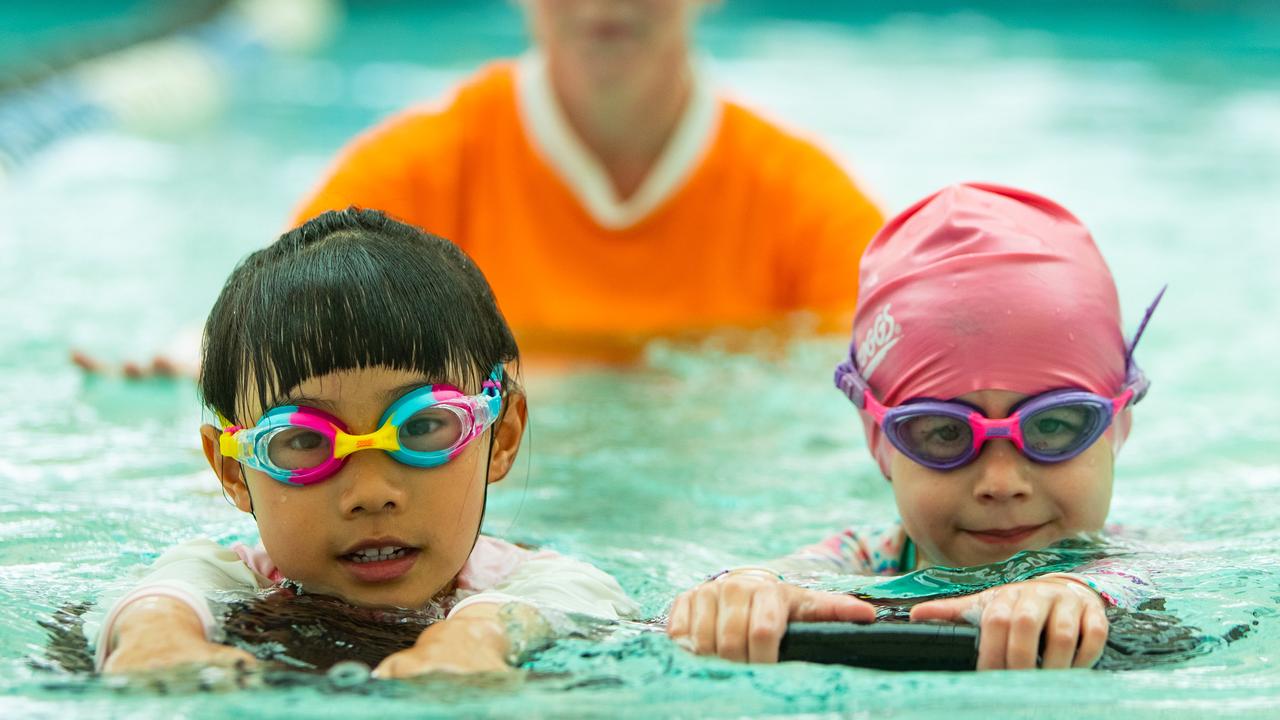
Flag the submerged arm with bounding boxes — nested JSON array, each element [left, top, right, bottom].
[[373, 601, 550, 677], [374, 552, 639, 678], [97, 539, 266, 673], [102, 595, 256, 674]]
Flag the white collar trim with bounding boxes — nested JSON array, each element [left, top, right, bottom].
[[515, 52, 720, 230]]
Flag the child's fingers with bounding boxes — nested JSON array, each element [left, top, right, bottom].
[[689, 584, 721, 656], [828, 593, 878, 623], [746, 583, 787, 663], [1004, 588, 1052, 670], [371, 654, 400, 679], [198, 651, 260, 690], [151, 355, 181, 377], [69, 350, 106, 374], [69, 350, 193, 380], [671, 582, 874, 662], [1073, 602, 1109, 668], [212, 645, 258, 669], [714, 581, 754, 662], [907, 595, 973, 624], [666, 592, 691, 639], [787, 588, 877, 623], [103, 639, 257, 675], [1039, 595, 1084, 669], [372, 648, 439, 678], [976, 587, 1017, 670]]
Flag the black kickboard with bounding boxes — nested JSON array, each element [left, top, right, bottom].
[[778, 622, 979, 671]]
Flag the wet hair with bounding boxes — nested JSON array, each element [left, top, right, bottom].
[[200, 208, 519, 423]]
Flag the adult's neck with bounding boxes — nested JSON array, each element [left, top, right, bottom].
[[545, 47, 693, 202]]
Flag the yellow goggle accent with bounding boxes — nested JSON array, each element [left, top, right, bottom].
[[332, 422, 401, 458], [218, 418, 402, 460]]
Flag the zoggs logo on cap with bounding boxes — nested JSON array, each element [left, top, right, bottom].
[[856, 304, 901, 380]]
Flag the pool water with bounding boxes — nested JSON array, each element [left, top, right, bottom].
[[2, 1, 1279, 717]]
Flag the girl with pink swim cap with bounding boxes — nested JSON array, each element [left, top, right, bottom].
[[668, 182, 1162, 670]]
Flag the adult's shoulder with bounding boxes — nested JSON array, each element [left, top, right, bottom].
[[714, 98, 864, 191], [713, 97, 884, 244], [290, 61, 520, 227], [355, 59, 518, 147]]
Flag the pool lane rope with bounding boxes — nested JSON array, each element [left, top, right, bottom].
[[0, 0, 339, 180]]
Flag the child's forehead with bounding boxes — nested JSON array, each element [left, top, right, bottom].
[[291, 367, 433, 395], [236, 366, 461, 422], [951, 389, 1028, 418]]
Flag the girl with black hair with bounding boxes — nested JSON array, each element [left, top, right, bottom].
[[92, 208, 637, 677]]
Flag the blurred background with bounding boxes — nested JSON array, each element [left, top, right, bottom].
[[1, 1, 1278, 717], [3, 0, 1278, 360]]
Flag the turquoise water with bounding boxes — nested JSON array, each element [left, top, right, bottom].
[[3, 2, 1280, 717]]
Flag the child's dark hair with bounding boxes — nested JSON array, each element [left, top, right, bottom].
[[200, 208, 519, 422]]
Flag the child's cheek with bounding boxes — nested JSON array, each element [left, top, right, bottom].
[[251, 486, 322, 575], [889, 460, 951, 566], [1054, 442, 1115, 532]]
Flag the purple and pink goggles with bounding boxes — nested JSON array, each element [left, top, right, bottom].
[[833, 289, 1163, 471], [218, 367, 504, 486]]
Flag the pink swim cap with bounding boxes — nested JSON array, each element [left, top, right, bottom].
[[847, 183, 1130, 477]]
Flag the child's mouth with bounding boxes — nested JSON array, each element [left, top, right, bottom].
[[338, 544, 421, 583], [964, 524, 1045, 545]]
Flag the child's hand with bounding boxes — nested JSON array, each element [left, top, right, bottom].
[[908, 576, 1109, 670], [667, 570, 877, 663], [373, 619, 509, 677], [70, 349, 194, 379], [103, 597, 257, 674], [71, 325, 202, 379], [373, 603, 536, 678], [104, 636, 256, 675]]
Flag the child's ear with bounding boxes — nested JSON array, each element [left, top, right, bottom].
[[486, 391, 528, 485], [200, 424, 254, 514]]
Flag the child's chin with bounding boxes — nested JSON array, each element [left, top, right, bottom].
[[282, 576, 439, 611], [954, 539, 1051, 568], [334, 586, 439, 611]]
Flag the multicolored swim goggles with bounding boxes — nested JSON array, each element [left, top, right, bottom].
[[834, 289, 1164, 471], [218, 367, 504, 486]]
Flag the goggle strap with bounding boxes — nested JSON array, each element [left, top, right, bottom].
[[1125, 284, 1166, 373], [218, 430, 242, 459], [833, 360, 868, 409], [484, 365, 504, 391], [1111, 388, 1135, 413]]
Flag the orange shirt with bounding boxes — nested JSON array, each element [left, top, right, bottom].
[[293, 59, 883, 352]]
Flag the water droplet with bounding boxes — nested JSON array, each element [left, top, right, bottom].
[[328, 660, 371, 687], [197, 665, 232, 688]]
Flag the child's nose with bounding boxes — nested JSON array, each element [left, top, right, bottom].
[[971, 440, 1034, 501], [337, 452, 408, 517]]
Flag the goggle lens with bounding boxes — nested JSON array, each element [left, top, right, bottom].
[[267, 426, 334, 471], [899, 414, 973, 463], [397, 406, 465, 453], [261, 407, 471, 471], [221, 366, 505, 485], [1021, 403, 1105, 456], [887, 399, 1111, 468]]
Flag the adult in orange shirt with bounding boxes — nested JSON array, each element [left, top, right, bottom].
[[74, 0, 883, 375], [294, 0, 883, 357]]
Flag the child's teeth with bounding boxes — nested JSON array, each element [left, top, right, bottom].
[[350, 546, 407, 562]]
